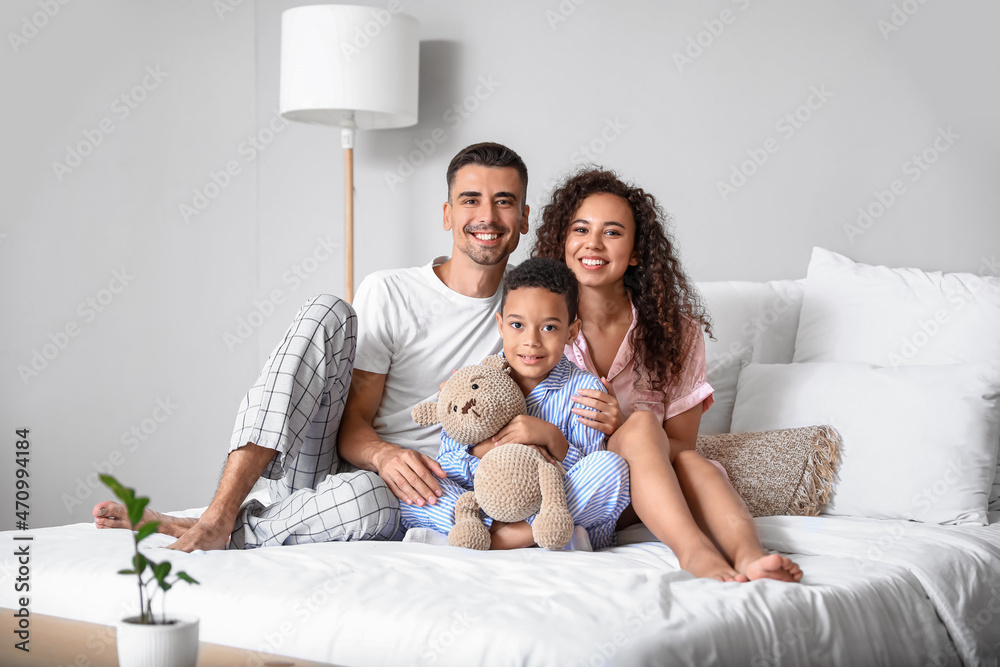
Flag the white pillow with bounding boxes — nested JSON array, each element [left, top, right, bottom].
[[793, 247, 1000, 366], [702, 343, 751, 436], [699, 280, 804, 435], [792, 247, 1000, 510], [730, 361, 1000, 525]]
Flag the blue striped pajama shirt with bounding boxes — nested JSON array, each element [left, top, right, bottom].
[[401, 355, 631, 549]]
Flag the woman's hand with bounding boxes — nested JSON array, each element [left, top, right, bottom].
[[571, 377, 624, 436]]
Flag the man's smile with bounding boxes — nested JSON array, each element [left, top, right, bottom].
[[466, 227, 505, 244]]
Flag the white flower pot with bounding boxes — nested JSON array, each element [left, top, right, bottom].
[[117, 615, 199, 667]]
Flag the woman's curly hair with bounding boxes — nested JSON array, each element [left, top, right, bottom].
[[532, 169, 711, 394]]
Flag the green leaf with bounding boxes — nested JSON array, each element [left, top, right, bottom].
[[117, 569, 136, 575], [128, 497, 149, 530], [133, 553, 148, 573], [136, 521, 159, 542], [152, 561, 171, 587], [175, 571, 199, 585], [100, 474, 132, 504]]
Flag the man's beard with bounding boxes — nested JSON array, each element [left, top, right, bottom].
[[462, 226, 511, 266], [465, 245, 508, 266]]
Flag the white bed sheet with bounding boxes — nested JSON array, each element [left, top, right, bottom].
[[2, 514, 998, 666]]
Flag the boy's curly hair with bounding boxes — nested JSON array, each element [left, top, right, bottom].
[[501, 257, 579, 323], [532, 169, 711, 393]]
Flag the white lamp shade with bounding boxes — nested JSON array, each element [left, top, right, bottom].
[[280, 4, 419, 129]]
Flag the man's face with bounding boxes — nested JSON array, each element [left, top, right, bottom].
[[443, 165, 529, 267]]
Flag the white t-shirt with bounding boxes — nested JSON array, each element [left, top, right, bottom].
[[353, 257, 503, 458]]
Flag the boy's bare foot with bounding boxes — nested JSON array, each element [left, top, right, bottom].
[[678, 546, 748, 582], [489, 521, 536, 550], [92, 501, 196, 538], [739, 552, 803, 583]]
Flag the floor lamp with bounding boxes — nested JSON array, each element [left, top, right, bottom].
[[279, 5, 420, 303]]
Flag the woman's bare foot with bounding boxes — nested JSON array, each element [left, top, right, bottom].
[[92, 501, 196, 538], [739, 552, 803, 583], [678, 546, 748, 582]]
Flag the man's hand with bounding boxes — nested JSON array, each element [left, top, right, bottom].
[[340, 369, 445, 506], [491, 415, 568, 462], [571, 377, 624, 436], [373, 444, 446, 506]]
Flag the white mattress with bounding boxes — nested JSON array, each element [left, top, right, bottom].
[[3, 513, 999, 666]]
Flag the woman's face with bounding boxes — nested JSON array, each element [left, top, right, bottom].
[[563, 193, 637, 289]]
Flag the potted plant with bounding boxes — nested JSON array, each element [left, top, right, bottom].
[[100, 474, 200, 667]]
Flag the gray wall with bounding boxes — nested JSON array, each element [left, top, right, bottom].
[[3, 0, 998, 529]]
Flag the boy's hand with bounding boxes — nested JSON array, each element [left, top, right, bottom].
[[437, 369, 458, 395], [491, 415, 569, 462], [471, 436, 555, 465], [571, 377, 624, 435], [469, 437, 496, 460]]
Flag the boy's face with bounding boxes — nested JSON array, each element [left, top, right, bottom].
[[496, 287, 581, 391]]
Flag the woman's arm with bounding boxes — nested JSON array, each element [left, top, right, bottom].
[[662, 402, 704, 457]]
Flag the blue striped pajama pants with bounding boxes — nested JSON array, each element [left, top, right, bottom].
[[227, 294, 402, 549], [400, 449, 631, 550]]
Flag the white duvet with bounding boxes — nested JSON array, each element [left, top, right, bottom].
[[2, 513, 999, 666]]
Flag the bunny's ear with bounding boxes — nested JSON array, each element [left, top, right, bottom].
[[480, 354, 509, 371], [412, 402, 441, 426]]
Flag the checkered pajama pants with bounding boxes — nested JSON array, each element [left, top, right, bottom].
[[227, 294, 402, 549]]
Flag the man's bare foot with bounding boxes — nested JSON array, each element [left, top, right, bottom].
[[165, 518, 231, 552], [678, 546, 747, 582], [92, 501, 196, 538], [739, 553, 803, 583]]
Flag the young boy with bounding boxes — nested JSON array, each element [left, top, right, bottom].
[[401, 257, 631, 550]]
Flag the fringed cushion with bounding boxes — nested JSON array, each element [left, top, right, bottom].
[[696, 425, 841, 517]]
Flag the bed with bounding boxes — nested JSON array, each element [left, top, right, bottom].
[[3, 247, 1000, 666]]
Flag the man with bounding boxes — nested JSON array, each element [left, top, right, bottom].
[[93, 142, 530, 551]]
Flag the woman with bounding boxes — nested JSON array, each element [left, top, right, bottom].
[[533, 169, 801, 582]]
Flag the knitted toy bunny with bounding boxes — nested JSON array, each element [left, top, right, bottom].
[[412, 355, 575, 550]]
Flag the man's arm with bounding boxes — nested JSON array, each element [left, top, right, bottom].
[[165, 442, 276, 552], [338, 368, 445, 506]]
